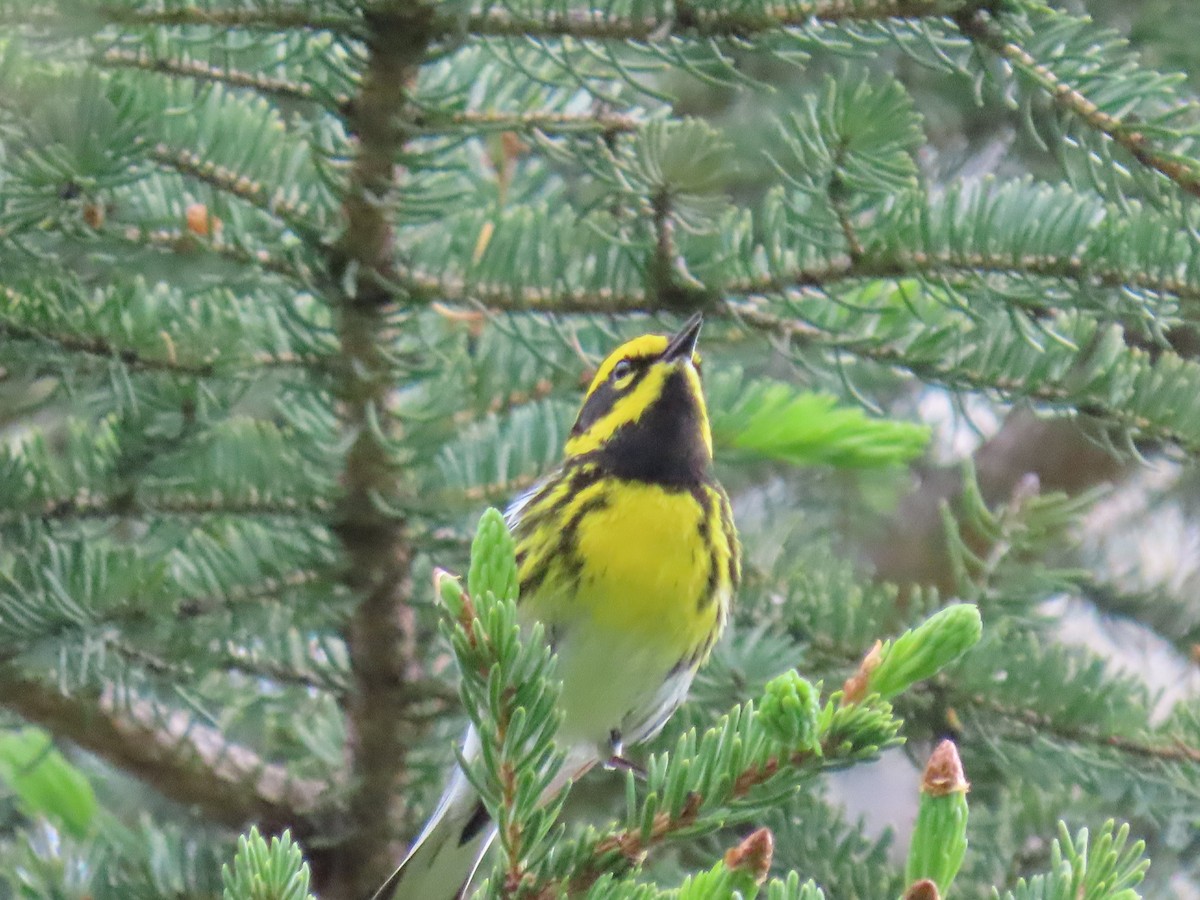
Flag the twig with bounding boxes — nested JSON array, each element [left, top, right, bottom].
[[392, 247, 1200, 315], [0, 669, 335, 837], [2, 493, 332, 527], [412, 109, 641, 137], [955, 8, 1200, 200], [96, 48, 337, 108], [149, 143, 322, 238], [458, 1, 963, 42]]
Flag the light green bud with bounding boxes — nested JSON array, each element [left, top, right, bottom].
[[866, 604, 982, 701], [758, 671, 821, 753], [467, 507, 519, 604], [905, 740, 969, 896]]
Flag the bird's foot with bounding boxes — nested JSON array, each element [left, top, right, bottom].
[[603, 754, 646, 778]]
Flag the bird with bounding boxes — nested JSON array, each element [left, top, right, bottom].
[[373, 312, 740, 900]]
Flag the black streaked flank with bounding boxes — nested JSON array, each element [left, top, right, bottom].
[[556, 493, 610, 582], [694, 487, 720, 613], [515, 465, 606, 599], [720, 492, 740, 590]]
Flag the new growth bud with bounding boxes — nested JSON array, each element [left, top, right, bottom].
[[724, 827, 774, 886], [902, 879, 941, 900], [905, 740, 969, 896], [849, 604, 982, 702], [759, 670, 821, 753], [434, 568, 467, 618], [467, 507, 519, 603]]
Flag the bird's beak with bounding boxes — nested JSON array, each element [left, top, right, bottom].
[[663, 312, 703, 362]]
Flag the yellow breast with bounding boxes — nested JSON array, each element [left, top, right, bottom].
[[517, 476, 732, 666]]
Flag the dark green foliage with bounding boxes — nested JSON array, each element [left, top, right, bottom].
[[0, 0, 1198, 897]]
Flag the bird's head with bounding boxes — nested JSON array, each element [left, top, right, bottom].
[[564, 313, 712, 484]]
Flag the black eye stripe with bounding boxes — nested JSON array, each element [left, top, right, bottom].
[[571, 361, 653, 437], [618, 362, 651, 392], [571, 380, 616, 436]]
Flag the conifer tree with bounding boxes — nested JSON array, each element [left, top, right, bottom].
[[1, 0, 1198, 898]]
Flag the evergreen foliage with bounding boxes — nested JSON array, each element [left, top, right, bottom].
[[0, 0, 1198, 898]]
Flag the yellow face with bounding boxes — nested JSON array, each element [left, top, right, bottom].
[[563, 317, 713, 481], [582, 333, 700, 397]]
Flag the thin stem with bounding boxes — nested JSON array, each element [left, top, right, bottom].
[[412, 109, 641, 137], [393, 248, 1200, 314], [149, 143, 322, 238], [458, 0, 963, 42], [96, 48, 338, 108], [956, 8, 1200, 200]]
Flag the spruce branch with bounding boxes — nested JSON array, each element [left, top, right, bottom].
[[533, 685, 900, 895], [0, 669, 335, 838], [728, 301, 1200, 455], [115, 224, 312, 284], [222, 827, 316, 900], [2, 493, 332, 527], [954, 687, 1200, 767], [96, 48, 334, 109], [729, 251, 1200, 308], [870, 410, 1127, 597], [904, 740, 969, 897], [998, 820, 1148, 900], [88, 3, 359, 34], [93, 633, 346, 698], [411, 109, 642, 138], [396, 245, 1200, 316], [0, 311, 216, 377], [956, 8, 1200, 201], [175, 569, 331, 620], [149, 144, 322, 239], [438, 510, 565, 898], [0, 286, 327, 375], [456, 1, 964, 42]]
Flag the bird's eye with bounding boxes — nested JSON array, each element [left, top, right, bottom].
[[612, 359, 633, 380]]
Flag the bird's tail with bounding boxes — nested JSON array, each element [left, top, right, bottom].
[[371, 730, 602, 900], [371, 730, 495, 900]]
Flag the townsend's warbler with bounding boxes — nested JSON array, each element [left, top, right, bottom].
[[375, 313, 740, 899]]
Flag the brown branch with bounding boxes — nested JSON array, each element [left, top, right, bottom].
[[327, 5, 437, 897], [114, 224, 312, 284], [955, 8, 1200, 200], [0, 669, 335, 837], [459, 0, 964, 41], [0, 307, 325, 376], [393, 248, 1200, 315], [553, 715, 880, 896], [0, 293, 213, 376], [16, 0, 958, 40], [726, 251, 1200, 305], [728, 302, 1200, 454], [90, 4, 358, 33], [956, 687, 1200, 766], [149, 143, 320, 235], [2, 493, 332, 526], [96, 48, 336, 107], [9, 0, 955, 41], [411, 109, 641, 137], [0, 322, 209, 375]]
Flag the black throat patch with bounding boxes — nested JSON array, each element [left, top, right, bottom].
[[591, 369, 710, 486]]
